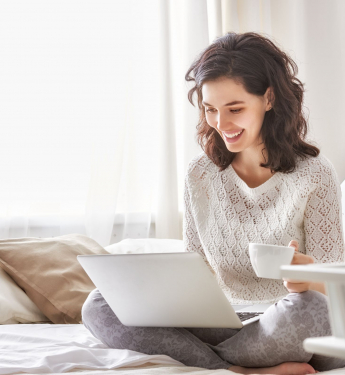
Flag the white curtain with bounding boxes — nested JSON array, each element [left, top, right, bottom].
[[0, 0, 206, 246], [0, 0, 344, 247]]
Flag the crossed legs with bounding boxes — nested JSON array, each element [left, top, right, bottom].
[[82, 288, 345, 372]]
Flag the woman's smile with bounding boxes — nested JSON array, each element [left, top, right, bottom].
[[223, 129, 244, 143]]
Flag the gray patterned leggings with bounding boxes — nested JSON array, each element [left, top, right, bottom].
[[82, 288, 345, 371]]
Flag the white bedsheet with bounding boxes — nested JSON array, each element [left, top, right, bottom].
[[0, 324, 344, 375], [0, 324, 183, 374]]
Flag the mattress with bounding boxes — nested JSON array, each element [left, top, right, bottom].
[[0, 324, 344, 375]]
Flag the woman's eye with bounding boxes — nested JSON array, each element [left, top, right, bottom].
[[205, 108, 242, 114]]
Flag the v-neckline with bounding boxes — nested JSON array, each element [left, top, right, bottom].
[[228, 164, 281, 195]]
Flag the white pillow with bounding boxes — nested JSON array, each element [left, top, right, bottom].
[[105, 238, 184, 254], [0, 267, 50, 324]]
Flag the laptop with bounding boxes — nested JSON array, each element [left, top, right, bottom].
[[78, 252, 272, 329]]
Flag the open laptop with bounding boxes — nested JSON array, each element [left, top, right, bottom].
[[78, 252, 272, 329]]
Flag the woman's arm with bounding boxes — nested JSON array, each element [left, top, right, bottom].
[[284, 159, 345, 295], [303, 160, 345, 264], [309, 281, 326, 294], [183, 174, 215, 275], [304, 164, 345, 294]]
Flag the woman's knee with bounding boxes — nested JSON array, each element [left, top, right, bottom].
[[81, 288, 112, 334], [81, 288, 134, 349], [279, 290, 331, 335], [283, 290, 329, 312], [82, 289, 100, 323]]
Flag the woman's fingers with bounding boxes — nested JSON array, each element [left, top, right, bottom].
[[284, 241, 313, 292], [291, 252, 314, 265], [288, 240, 299, 251], [285, 240, 314, 293], [287, 240, 314, 265]]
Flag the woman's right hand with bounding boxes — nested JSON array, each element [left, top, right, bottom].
[[283, 240, 314, 294]]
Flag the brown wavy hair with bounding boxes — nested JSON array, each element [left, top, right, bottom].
[[185, 32, 319, 172]]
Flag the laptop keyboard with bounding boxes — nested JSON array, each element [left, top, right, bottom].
[[236, 312, 263, 322]]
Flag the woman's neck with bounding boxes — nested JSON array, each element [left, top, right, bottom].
[[231, 148, 275, 188]]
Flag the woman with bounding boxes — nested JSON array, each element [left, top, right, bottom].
[[82, 32, 345, 374]]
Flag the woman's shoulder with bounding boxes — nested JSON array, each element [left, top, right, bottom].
[[296, 153, 335, 172], [186, 151, 217, 180], [293, 153, 340, 187]]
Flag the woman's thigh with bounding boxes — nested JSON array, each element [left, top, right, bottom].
[[184, 327, 239, 346], [81, 288, 232, 370]]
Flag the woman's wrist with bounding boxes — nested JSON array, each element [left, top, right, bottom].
[[284, 281, 326, 295]]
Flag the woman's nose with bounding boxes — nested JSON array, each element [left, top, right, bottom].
[[215, 113, 230, 132]]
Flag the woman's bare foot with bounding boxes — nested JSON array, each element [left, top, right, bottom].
[[229, 361, 317, 374]]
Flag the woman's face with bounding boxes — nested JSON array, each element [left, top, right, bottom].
[[201, 77, 271, 156]]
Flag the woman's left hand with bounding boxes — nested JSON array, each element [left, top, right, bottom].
[[283, 240, 314, 293]]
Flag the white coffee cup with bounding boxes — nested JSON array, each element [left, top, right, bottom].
[[249, 243, 295, 279]]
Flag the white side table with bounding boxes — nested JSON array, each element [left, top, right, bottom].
[[280, 263, 345, 359]]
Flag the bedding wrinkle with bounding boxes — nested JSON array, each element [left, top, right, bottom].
[[0, 323, 185, 375]]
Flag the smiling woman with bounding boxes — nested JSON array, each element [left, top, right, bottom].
[[81, 31, 345, 375], [179, 32, 345, 373], [185, 32, 319, 176]]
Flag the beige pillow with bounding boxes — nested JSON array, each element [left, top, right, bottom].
[[0, 234, 108, 324], [0, 267, 50, 324]]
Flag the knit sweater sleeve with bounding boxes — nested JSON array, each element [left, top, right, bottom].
[[183, 168, 215, 275], [303, 157, 345, 263]]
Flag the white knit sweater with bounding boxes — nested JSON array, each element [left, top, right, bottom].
[[183, 152, 345, 304]]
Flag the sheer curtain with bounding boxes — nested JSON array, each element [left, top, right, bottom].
[[0, 0, 344, 247], [0, 0, 206, 246]]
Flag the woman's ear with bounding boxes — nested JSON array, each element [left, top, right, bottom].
[[265, 87, 274, 111]]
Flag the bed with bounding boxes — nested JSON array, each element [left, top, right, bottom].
[[0, 236, 344, 375], [1, 323, 345, 375]]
